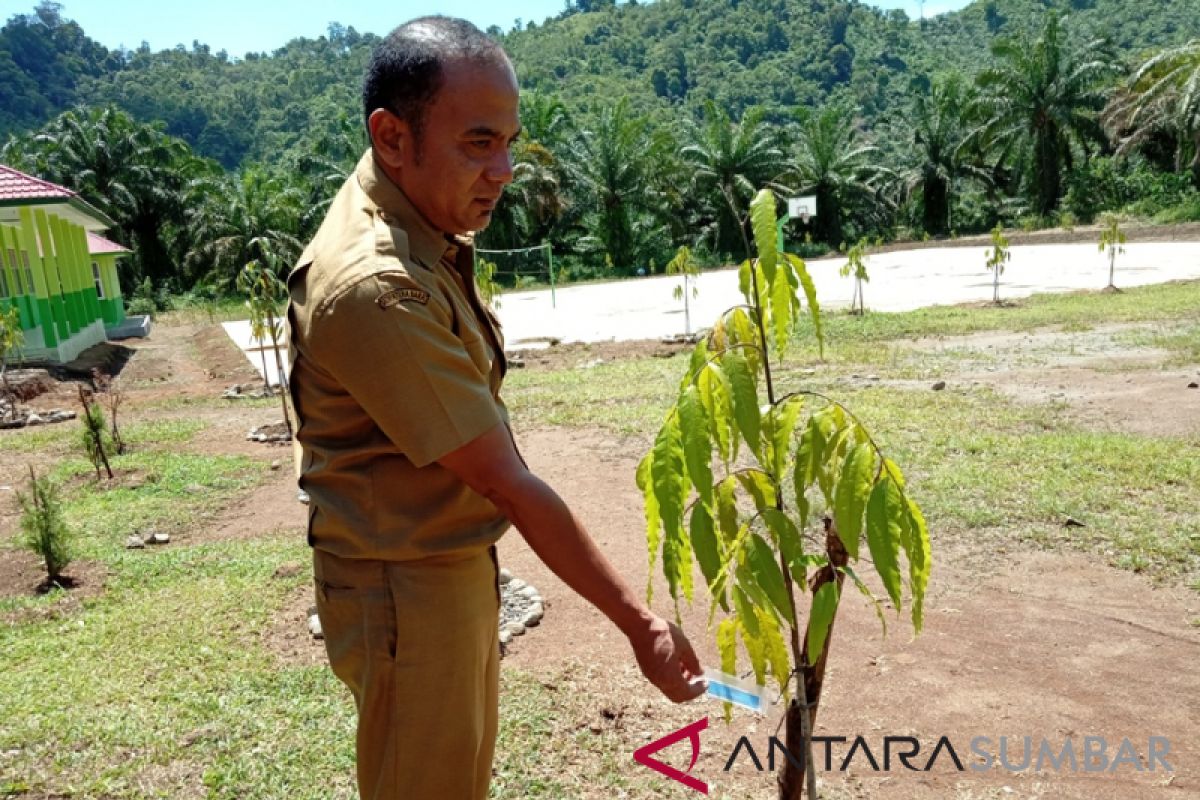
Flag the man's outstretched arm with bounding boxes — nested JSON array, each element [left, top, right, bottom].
[[438, 422, 706, 703]]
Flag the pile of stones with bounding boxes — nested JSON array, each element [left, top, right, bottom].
[[246, 421, 292, 443], [0, 407, 77, 430], [302, 567, 546, 652], [222, 383, 277, 400], [125, 530, 171, 549], [498, 567, 544, 647]]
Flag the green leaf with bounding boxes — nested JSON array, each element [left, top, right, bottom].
[[636, 452, 661, 603], [699, 364, 734, 465], [865, 477, 904, 609], [689, 504, 723, 601], [723, 351, 761, 459], [678, 385, 714, 509], [770, 259, 794, 355], [785, 254, 824, 359], [763, 508, 806, 585], [740, 617, 768, 686], [832, 442, 874, 559], [747, 533, 794, 625], [749, 188, 778, 284], [903, 497, 931, 633], [806, 581, 840, 664]]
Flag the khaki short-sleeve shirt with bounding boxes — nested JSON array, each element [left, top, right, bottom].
[[287, 150, 511, 561]]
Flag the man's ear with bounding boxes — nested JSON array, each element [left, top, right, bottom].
[[368, 108, 409, 168]]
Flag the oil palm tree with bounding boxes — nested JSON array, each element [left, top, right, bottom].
[[185, 168, 305, 284], [559, 98, 673, 273], [791, 105, 893, 247], [971, 13, 1116, 216], [905, 74, 990, 236], [681, 101, 792, 258], [1104, 39, 1200, 186]]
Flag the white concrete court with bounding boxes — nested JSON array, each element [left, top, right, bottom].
[[224, 240, 1200, 381], [495, 241, 1200, 347]]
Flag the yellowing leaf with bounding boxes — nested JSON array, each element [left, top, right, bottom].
[[756, 606, 793, 701], [651, 415, 689, 599], [769, 396, 804, 480], [770, 260, 794, 355], [678, 385, 713, 509], [832, 442, 874, 559], [734, 584, 761, 639], [715, 476, 740, 546], [737, 259, 753, 305], [866, 477, 904, 609], [717, 616, 738, 722], [736, 470, 776, 513], [728, 308, 762, 378], [699, 364, 734, 465], [785, 254, 824, 359], [806, 581, 840, 664], [739, 616, 768, 685], [636, 452, 660, 603], [904, 497, 931, 633], [723, 350, 762, 459], [750, 188, 779, 284]]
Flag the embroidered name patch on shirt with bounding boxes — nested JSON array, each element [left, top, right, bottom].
[[377, 287, 430, 308]]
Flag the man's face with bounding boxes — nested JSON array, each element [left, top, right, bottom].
[[394, 55, 520, 235]]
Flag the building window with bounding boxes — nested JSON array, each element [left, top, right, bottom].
[[21, 252, 34, 295], [92, 261, 105, 299], [5, 248, 19, 294]]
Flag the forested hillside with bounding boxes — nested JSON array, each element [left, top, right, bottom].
[[2, 0, 1198, 297]]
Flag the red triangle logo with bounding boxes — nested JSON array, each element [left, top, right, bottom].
[[633, 717, 709, 794]]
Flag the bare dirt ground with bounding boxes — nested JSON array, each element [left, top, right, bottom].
[[2, 318, 1198, 798]]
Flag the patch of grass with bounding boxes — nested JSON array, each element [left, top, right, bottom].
[[1115, 322, 1200, 366], [787, 279, 1200, 355], [504, 355, 685, 435], [0, 423, 76, 455]]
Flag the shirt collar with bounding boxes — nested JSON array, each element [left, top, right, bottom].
[[355, 149, 451, 269]]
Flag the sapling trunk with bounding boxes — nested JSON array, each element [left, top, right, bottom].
[[779, 518, 849, 799], [264, 306, 294, 439]]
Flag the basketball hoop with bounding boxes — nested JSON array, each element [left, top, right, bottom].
[[787, 195, 817, 224]]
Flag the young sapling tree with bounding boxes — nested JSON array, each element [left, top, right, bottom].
[[18, 466, 74, 589], [639, 190, 931, 800], [667, 245, 701, 336], [839, 239, 870, 315], [986, 224, 1012, 305], [1099, 213, 1127, 291]]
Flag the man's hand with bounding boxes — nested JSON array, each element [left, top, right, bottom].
[[439, 425, 706, 704], [629, 615, 707, 703]]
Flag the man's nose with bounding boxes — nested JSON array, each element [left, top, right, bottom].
[[487, 148, 514, 186]]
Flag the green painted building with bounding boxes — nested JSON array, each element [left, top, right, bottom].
[[0, 164, 132, 363]]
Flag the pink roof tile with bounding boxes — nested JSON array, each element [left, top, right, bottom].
[[0, 165, 77, 202], [86, 231, 131, 255]]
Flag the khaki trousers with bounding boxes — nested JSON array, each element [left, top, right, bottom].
[[313, 547, 500, 800]]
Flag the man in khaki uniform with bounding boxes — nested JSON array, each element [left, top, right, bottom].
[[287, 17, 705, 800]]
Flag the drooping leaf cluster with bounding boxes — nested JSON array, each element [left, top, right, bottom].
[[637, 189, 931, 704]]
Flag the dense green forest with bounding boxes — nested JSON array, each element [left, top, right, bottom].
[[2, 0, 1199, 299]]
